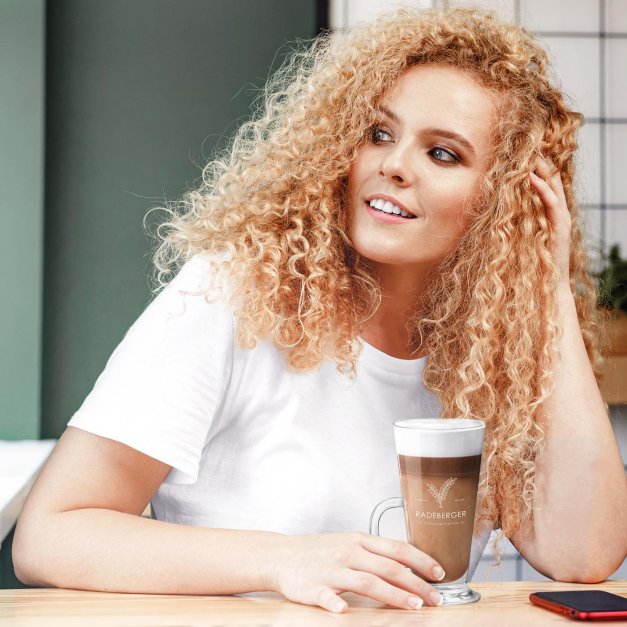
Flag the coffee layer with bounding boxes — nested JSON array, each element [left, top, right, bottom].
[[399, 454, 481, 476], [399, 453, 481, 583]]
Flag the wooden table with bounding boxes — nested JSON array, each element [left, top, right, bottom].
[[1, 581, 626, 626]]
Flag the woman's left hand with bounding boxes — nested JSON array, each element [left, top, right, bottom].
[[529, 156, 571, 287]]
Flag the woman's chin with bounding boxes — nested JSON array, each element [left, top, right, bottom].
[[354, 250, 426, 267]]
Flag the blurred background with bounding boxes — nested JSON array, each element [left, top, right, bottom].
[[1, 0, 625, 586]]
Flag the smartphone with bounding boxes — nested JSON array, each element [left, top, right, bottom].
[[529, 590, 627, 621]]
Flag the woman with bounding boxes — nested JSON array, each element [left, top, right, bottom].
[[14, 6, 626, 614]]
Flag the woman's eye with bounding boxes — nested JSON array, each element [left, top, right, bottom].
[[370, 125, 392, 143], [430, 146, 459, 163], [369, 128, 460, 164]]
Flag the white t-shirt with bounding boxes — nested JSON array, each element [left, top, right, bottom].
[[67, 254, 493, 581]]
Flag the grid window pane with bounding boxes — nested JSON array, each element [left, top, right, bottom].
[[606, 0, 627, 33], [606, 123, 627, 205], [521, 0, 599, 33], [473, 558, 519, 582], [579, 207, 603, 271], [606, 39, 627, 118], [542, 37, 600, 118], [444, 0, 515, 23], [520, 560, 552, 582], [345, 0, 417, 25], [576, 121, 602, 206], [606, 210, 627, 259]]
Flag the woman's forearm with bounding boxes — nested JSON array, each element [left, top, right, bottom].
[[511, 285, 627, 581], [14, 508, 285, 594]]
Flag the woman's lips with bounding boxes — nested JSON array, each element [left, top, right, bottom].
[[365, 201, 416, 224]]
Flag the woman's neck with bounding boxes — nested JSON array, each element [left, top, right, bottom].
[[361, 262, 432, 360]]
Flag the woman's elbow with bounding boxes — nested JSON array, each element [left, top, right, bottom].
[[547, 559, 622, 584], [12, 540, 36, 586], [12, 517, 51, 588]]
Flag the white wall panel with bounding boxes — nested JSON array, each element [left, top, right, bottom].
[[329, 0, 432, 28], [580, 207, 603, 270], [607, 0, 627, 33], [440, 0, 515, 22], [576, 122, 602, 208], [606, 39, 627, 118], [606, 210, 627, 258], [542, 37, 600, 119], [606, 123, 627, 206], [521, 0, 599, 32]]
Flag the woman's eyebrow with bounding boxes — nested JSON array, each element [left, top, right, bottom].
[[375, 105, 477, 156]]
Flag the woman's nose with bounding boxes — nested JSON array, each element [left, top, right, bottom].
[[378, 143, 413, 186]]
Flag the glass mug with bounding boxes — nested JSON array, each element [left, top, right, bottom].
[[369, 418, 485, 605]]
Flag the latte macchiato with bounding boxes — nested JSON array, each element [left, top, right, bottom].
[[370, 418, 485, 605]]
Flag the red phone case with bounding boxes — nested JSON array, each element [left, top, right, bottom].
[[530, 591, 627, 621]]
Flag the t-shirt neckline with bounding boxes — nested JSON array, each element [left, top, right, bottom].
[[358, 336, 427, 375]]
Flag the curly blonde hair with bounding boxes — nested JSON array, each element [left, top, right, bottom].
[[149, 6, 606, 563]]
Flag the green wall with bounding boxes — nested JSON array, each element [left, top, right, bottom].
[[38, 0, 316, 439], [0, 0, 45, 440], [1, 0, 316, 589]]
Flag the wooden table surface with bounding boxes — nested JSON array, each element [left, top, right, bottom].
[[1, 581, 626, 626]]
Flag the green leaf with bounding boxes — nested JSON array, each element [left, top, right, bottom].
[[594, 244, 627, 314]]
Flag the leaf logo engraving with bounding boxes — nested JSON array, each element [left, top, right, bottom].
[[426, 477, 458, 508]]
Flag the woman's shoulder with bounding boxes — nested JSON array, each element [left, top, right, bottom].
[[166, 250, 233, 295], [127, 252, 237, 347], [146, 250, 238, 316]]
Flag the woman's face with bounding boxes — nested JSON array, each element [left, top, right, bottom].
[[347, 63, 498, 270]]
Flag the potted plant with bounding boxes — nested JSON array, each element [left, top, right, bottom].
[[595, 244, 627, 404]]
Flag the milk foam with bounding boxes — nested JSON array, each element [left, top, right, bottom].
[[394, 418, 484, 457]]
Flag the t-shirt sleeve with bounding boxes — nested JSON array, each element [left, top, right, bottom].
[[67, 254, 234, 485]]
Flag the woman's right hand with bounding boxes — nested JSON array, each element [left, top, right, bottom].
[[267, 531, 445, 613]]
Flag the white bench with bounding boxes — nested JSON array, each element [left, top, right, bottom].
[[0, 439, 57, 549]]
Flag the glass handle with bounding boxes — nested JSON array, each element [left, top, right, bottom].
[[369, 497, 404, 536]]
